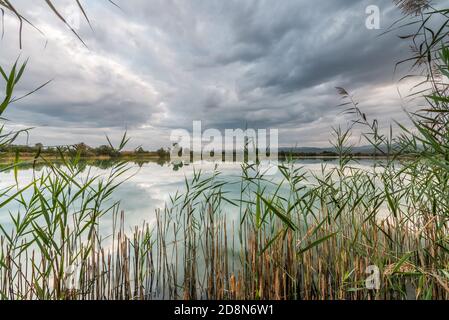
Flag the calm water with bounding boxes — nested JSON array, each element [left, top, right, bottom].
[[0, 159, 378, 234]]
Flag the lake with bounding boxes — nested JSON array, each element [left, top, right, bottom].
[[0, 158, 380, 235], [0, 158, 417, 300]]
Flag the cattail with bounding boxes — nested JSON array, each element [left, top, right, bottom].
[[393, 0, 430, 15]]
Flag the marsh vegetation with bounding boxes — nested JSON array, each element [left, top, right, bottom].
[[0, 0, 449, 300]]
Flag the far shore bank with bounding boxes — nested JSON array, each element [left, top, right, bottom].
[[0, 153, 406, 165]]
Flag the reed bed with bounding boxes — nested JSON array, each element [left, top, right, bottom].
[[0, 152, 448, 300], [1, 0, 449, 301]]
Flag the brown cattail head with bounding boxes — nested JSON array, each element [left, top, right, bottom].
[[393, 0, 431, 16]]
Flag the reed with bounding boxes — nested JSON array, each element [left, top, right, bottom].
[[0, 141, 448, 300], [0, 1, 449, 301]]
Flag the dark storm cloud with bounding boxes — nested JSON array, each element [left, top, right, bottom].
[[0, 0, 419, 148]]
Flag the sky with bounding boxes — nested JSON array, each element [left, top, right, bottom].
[[0, 0, 431, 150]]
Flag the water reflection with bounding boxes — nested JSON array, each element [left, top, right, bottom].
[[0, 158, 378, 234]]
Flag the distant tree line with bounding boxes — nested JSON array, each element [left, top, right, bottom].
[[1, 142, 398, 160], [0, 143, 171, 159]]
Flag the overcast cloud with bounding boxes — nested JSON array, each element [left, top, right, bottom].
[[0, 0, 429, 149]]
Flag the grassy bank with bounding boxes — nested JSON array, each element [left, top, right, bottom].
[[0, 152, 168, 162]]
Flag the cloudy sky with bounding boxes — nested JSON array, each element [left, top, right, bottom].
[[0, 0, 429, 149]]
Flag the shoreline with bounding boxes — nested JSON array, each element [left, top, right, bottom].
[[0, 153, 406, 165]]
